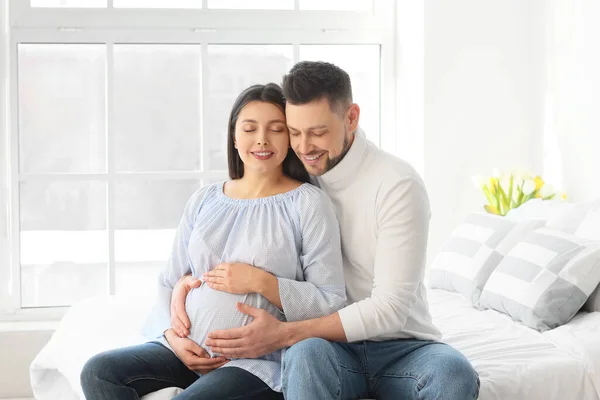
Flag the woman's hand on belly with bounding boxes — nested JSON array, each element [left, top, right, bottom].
[[165, 328, 229, 374], [202, 262, 270, 295], [171, 275, 202, 338]]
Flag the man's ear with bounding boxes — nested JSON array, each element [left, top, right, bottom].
[[347, 103, 360, 132]]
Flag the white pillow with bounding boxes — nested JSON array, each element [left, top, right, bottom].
[[505, 199, 567, 222], [575, 206, 600, 312], [428, 212, 544, 304], [575, 206, 600, 241], [143, 387, 184, 400], [30, 294, 178, 400], [546, 201, 600, 233]]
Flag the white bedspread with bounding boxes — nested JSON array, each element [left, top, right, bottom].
[[428, 289, 600, 400], [31, 290, 600, 399]]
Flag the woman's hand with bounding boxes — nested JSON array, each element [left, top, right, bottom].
[[202, 263, 266, 295], [164, 328, 229, 374], [171, 275, 202, 338]]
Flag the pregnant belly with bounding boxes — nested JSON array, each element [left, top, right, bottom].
[[185, 283, 283, 357]]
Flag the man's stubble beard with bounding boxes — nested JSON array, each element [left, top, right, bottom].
[[323, 127, 353, 174]]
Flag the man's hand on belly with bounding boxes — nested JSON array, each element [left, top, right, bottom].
[[165, 328, 229, 374], [205, 302, 290, 359]]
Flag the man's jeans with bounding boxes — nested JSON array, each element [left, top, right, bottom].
[[282, 338, 480, 400], [80, 341, 283, 400]]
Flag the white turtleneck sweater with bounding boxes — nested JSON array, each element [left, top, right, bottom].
[[314, 128, 442, 342]]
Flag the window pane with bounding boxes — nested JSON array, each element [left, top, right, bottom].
[[20, 181, 107, 307], [114, 0, 202, 8], [18, 44, 106, 174], [30, 0, 106, 7], [208, 0, 293, 9], [114, 45, 202, 172], [300, 45, 380, 145], [114, 180, 201, 296], [299, 0, 372, 11], [205, 45, 293, 171]]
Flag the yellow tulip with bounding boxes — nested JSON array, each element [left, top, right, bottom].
[[484, 204, 500, 215], [489, 177, 497, 194], [534, 176, 544, 190]]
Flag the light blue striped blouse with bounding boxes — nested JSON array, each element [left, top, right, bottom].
[[142, 181, 347, 392]]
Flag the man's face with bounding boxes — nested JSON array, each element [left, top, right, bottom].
[[285, 97, 358, 176]]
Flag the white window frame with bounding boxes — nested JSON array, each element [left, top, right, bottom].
[[2, 0, 397, 322], [1, 0, 11, 316]]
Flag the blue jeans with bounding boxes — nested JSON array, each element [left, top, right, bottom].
[[80, 341, 283, 400], [282, 338, 480, 400]]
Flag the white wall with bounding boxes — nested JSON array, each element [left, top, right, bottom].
[[0, 329, 53, 399], [424, 0, 546, 258], [396, 0, 424, 176]]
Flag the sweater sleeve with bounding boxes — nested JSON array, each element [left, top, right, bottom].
[[277, 187, 347, 321], [141, 185, 210, 339], [337, 177, 430, 342]]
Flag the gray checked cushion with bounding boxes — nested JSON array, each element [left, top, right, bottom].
[[428, 212, 544, 305], [478, 227, 600, 331]]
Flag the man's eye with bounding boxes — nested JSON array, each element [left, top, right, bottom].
[[289, 131, 300, 136]]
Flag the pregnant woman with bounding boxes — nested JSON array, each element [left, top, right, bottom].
[[80, 83, 346, 400]]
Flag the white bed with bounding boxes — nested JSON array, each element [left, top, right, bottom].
[[30, 289, 600, 400]]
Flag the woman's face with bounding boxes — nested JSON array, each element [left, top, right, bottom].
[[234, 101, 289, 176]]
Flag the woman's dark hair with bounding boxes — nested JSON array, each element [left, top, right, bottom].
[[227, 83, 310, 183]]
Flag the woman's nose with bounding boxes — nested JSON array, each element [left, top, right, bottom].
[[257, 132, 268, 145]]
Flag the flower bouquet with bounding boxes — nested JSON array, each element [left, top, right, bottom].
[[472, 169, 566, 216]]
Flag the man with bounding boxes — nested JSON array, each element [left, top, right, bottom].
[[168, 61, 479, 399]]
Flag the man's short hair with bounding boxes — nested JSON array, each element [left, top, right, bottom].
[[282, 61, 353, 114]]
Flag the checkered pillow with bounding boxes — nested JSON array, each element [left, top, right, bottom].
[[478, 227, 600, 331], [428, 213, 543, 304]]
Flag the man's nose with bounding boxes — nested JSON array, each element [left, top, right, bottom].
[[297, 134, 312, 154]]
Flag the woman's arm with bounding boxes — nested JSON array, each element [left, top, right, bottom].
[[201, 187, 346, 321], [276, 187, 346, 321], [140, 186, 209, 340]]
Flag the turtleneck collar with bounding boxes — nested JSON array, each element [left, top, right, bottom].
[[316, 127, 368, 189]]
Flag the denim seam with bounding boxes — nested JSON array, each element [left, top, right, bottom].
[[122, 375, 187, 388], [228, 387, 277, 399], [338, 363, 368, 375], [473, 375, 481, 399], [329, 345, 344, 399]]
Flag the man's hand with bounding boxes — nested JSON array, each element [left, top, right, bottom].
[[164, 329, 229, 374], [171, 275, 202, 338], [202, 263, 266, 295], [205, 302, 289, 358]]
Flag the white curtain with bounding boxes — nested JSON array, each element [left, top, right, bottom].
[[544, 0, 600, 201]]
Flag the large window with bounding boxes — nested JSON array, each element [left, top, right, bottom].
[[1, 0, 395, 318]]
